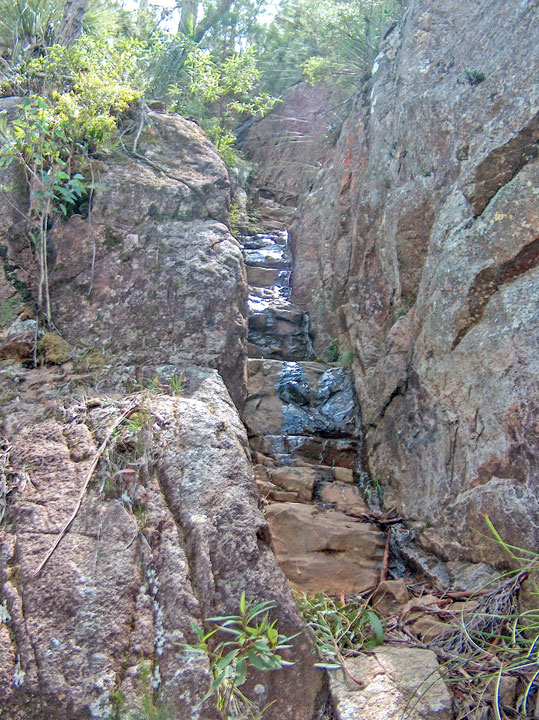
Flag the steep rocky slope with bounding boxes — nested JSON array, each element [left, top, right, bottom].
[[246, 0, 539, 565], [0, 109, 326, 719]]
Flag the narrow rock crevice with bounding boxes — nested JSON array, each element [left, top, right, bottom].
[[452, 236, 539, 350], [465, 111, 539, 217]]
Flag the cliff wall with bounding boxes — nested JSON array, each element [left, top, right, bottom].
[[247, 0, 539, 565]]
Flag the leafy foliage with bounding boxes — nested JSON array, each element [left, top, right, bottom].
[[294, 591, 385, 670], [2, 36, 142, 142], [257, 0, 406, 95], [188, 592, 297, 718], [168, 43, 275, 166], [0, 96, 87, 322]]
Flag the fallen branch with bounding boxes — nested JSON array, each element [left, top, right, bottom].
[[380, 529, 391, 583], [33, 403, 142, 577]]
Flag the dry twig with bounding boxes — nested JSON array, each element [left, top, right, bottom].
[[33, 403, 142, 576]]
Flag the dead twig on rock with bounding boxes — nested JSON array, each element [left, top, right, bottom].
[[380, 529, 391, 583], [33, 403, 142, 577]]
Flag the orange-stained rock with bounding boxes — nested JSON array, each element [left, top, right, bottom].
[[266, 503, 385, 594], [270, 466, 316, 501], [319, 482, 369, 516]]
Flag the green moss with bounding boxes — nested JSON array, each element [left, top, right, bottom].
[[0, 294, 25, 328], [103, 227, 124, 250], [39, 332, 72, 364]]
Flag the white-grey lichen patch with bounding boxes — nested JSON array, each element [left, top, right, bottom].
[[0, 598, 11, 623], [13, 655, 25, 686]]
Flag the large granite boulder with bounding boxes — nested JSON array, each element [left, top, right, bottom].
[[0, 107, 248, 406], [246, 0, 539, 565], [0, 106, 327, 718], [0, 366, 325, 719]]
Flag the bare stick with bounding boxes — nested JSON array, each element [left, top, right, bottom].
[[33, 404, 142, 577], [380, 529, 391, 583]]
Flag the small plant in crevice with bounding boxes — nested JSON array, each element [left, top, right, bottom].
[[465, 68, 486, 86], [324, 337, 341, 363], [186, 592, 297, 719], [319, 337, 354, 366], [393, 299, 412, 321], [363, 476, 383, 506], [98, 407, 153, 501], [167, 372, 186, 396], [337, 348, 354, 368], [229, 201, 262, 236], [109, 662, 172, 720], [294, 591, 385, 672], [135, 372, 186, 397]]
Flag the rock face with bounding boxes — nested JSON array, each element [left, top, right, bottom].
[[242, 82, 340, 202], [246, 0, 539, 565], [0, 110, 326, 718], [0, 366, 325, 719], [330, 646, 453, 720], [0, 108, 248, 407]]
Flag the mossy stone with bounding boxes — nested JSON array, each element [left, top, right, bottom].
[[39, 332, 72, 364]]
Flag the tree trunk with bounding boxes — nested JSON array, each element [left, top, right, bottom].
[[178, 0, 199, 37], [178, 0, 234, 44], [57, 0, 90, 47]]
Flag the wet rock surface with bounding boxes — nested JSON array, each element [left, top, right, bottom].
[[241, 211, 385, 599], [241, 229, 314, 360]]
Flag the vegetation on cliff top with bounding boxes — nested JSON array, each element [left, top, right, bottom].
[[0, 0, 405, 153]]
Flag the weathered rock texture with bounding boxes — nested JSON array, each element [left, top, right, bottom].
[[330, 646, 453, 720], [267, 503, 385, 595], [247, 0, 539, 565], [242, 82, 340, 202], [0, 366, 325, 719], [0, 108, 248, 406], [0, 109, 327, 718]]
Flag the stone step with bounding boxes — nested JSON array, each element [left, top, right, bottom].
[[243, 243, 291, 269], [242, 217, 379, 598], [255, 462, 369, 514], [250, 433, 359, 468], [247, 338, 310, 361], [256, 198, 296, 226], [247, 266, 290, 288], [266, 503, 385, 595]]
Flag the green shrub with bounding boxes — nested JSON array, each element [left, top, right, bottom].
[[187, 592, 297, 719], [294, 590, 385, 670]]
